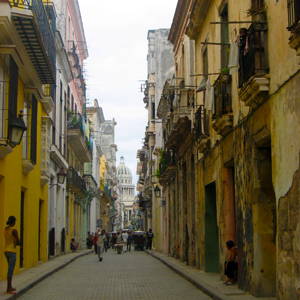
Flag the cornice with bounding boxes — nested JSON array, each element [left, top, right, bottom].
[[168, 0, 194, 55], [185, 0, 213, 40]]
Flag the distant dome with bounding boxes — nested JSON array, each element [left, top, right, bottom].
[[117, 156, 132, 176]]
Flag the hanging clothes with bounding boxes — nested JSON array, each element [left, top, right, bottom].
[[228, 42, 239, 75], [205, 79, 215, 114], [196, 77, 206, 93]]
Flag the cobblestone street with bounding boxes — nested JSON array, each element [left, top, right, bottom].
[[18, 250, 211, 300]]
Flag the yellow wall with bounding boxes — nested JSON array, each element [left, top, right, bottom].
[[0, 77, 48, 279]]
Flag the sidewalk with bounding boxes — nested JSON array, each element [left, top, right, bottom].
[[0, 249, 93, 300], [145, 250, 277, 300]]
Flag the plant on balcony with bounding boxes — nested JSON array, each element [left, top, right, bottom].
[[246, 5, 266, 17], [154, 168, 160, 178]]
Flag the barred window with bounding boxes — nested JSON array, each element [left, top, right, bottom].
[[30, 94, 38, 164], [8, 56, 18, 136]]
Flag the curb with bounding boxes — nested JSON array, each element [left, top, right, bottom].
[[2, 250, 93, 300], [145, 250, 231, 300]]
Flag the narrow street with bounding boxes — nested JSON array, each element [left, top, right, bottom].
[[18, 250, 211, 300]]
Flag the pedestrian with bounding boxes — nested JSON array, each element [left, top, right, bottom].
[[4, 216, 20, 295], [223, 240, 238, 285], [70, 238, 79, 252], [115, 232, 122, 251], [94, 232, 98, 254], [105, 233, 110, 252], [121, 230, 128, 252], [111, 233, 116, 249], [146, 229, 154, 250], [97, 230, 107, 261], [127, 231, 133, 252]]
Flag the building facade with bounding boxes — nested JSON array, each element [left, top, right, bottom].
[[145, 0, 300, 299], [137, 29, 175, 251], [0, 0, 56, 278], [117, 156, 135, 229]]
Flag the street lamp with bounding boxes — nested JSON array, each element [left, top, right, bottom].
[[8, 111, 27, 146], [154, 185, 161, 198], [57, 168, 67, 184], [49, 168, 67, 188]]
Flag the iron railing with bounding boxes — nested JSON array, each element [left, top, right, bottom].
[[213, 73, 232, 118], [288, 0, 300, 30], [10, 0, 56, 80], [195, 105, 210, 140], [67, 166, 86, 194], [239, 24, 268, 87], [67, 113, 83, 133], [159, 151, 175, 176]]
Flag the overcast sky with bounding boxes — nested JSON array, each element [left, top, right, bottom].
[[79, 0, 178, 189]]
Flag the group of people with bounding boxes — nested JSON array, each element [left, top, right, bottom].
[[3, 216, 239, 296]]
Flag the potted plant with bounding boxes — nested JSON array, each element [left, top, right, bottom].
[[220, 68, 231, 83], [246, 4, 266, 22]]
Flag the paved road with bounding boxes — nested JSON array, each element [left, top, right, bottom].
[[19, 249, 212, 300]]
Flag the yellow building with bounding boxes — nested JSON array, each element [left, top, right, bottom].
[[0, 0, 56, 279]]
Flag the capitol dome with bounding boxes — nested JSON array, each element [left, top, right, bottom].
[[117, 156, 132, 176]]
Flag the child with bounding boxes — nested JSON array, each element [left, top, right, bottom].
[[224, 240, 238, 285]]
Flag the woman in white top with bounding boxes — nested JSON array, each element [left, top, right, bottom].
[[224, 240, 238, 285]]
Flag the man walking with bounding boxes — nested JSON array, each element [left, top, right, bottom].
[[127, 231, 132, 252], [146, 229, 154, 250], [121, 231, 128, 252], [97, 230, 107, 261]]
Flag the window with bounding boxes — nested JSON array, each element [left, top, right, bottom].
[[0, 55, 7, 139], [151, 95, 155, 119], [220, 4, 229, 69], [202, 46, 208, 103], [287, 0, 300, 30], [8, 56, 19, 137], [30, 95, 38, 164], [22, 101, 30, 158]]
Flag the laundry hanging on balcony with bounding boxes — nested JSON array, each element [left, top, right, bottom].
[[228, 42, 239, 75], [196, 77, 206, 93], [205, 79, 215, 114]]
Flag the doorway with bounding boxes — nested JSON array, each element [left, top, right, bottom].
[[205, 182, 219, 272], [20, 191, 25, 268], [252, 147, 276, 297]]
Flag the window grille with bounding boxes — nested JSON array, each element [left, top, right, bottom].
[[22, 101, 30, 159], [0, 55, 9, 140], [288, 0, 300, 30], [8, 56, 18, 136], [41, 122, 50, 177], [30, 94, 38, 164]]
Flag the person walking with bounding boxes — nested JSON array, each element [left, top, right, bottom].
[[97, 230, 107, 261], [121, 231, 128, 252], [146, 229, 154, 250], [94, 232, 98, 254], [127, 231, 133, 252], [4, 216, 20, 295]]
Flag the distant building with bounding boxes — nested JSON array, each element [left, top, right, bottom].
[[117, 156, 135, 229]]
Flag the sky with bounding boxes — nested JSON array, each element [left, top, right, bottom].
[[79, 0, 178, 188]]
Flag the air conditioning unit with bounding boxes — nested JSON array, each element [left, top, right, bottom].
[[159, 200, 166, 207]]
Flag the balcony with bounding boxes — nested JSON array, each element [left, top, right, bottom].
[[239, 23, 270, 108], [212, 74, 233, 136], [42, 84, 55, 115], [195, 105, 210, 154], [9, 0, 56, 83], [67, 113, 92, 163], [158, 151, 177, 186], [67, 167, 86, 197], [288, 0, 300, 55]]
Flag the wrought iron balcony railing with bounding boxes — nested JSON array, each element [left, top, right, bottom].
[[288, 0, 300, 30], [10, 0, 56, 83], [67, 167, 86, 195], [195, 105, 210, 140], [239, 24, 268, 88], [67, 113, 84, 135], [213, 73, 232, 118], [159, 151, 175, 177]]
